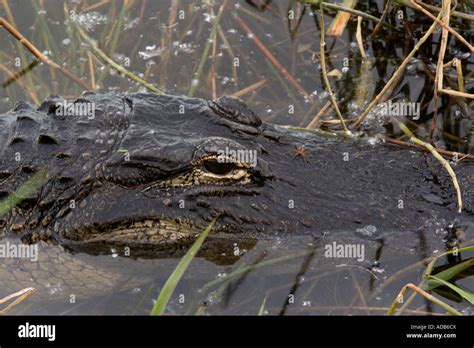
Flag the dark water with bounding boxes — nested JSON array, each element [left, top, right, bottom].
[[0, 0, 473, 315]]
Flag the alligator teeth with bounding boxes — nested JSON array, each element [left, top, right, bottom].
[[84, 219, 201, 244]]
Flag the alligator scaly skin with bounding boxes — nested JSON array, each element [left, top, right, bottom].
[[0, 92, 472, 299]]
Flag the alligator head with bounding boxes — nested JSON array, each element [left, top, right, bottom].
[[1, 92, 472, 259]]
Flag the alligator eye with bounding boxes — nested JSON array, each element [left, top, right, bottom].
[[203, 159, 235, 175]]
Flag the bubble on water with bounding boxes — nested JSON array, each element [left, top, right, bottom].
[[302, 301, 311, 307], [318, 91, 328, 100], [367, 136, 381, 146], [146, 60, 156, 68], [191, 79, 199, 87], [62, 38, 71, 46], [173, 42, 195, 55], [247, 33, 255, 39], [406, 58, 421, 75], [74, 12, 108, 32], [139, 45, 165, 60], [203, 13, 213, 23], [206, 291, 220, 305], [46, 283, 64, 295], [356, 225, 377, 237], [217, 272, 227, 278], [124, 17, 140, 30], [227, 28, 237, 34], [371, 265, 385, 274], [131, 288, 142, 294], [220, 76, 231, 85]]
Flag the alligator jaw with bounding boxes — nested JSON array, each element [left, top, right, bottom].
[[61, 218, 203, 245]]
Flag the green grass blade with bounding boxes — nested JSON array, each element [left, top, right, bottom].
[[150, 216, 219, 315], [0, 170, 48, 217], [427, 275, 474, 305], [422, 246, 474, 280], [258, 293, 268, 315], [108, 2, 128, 57], [451, 246, 474, 253], [426, 258, 474, 288], [187, 3, 224, 97]]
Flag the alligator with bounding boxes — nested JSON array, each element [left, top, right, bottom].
[[0, 92, 473, 300]]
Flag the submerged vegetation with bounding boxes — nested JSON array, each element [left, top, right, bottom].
[[0, 0, 473, 315]]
